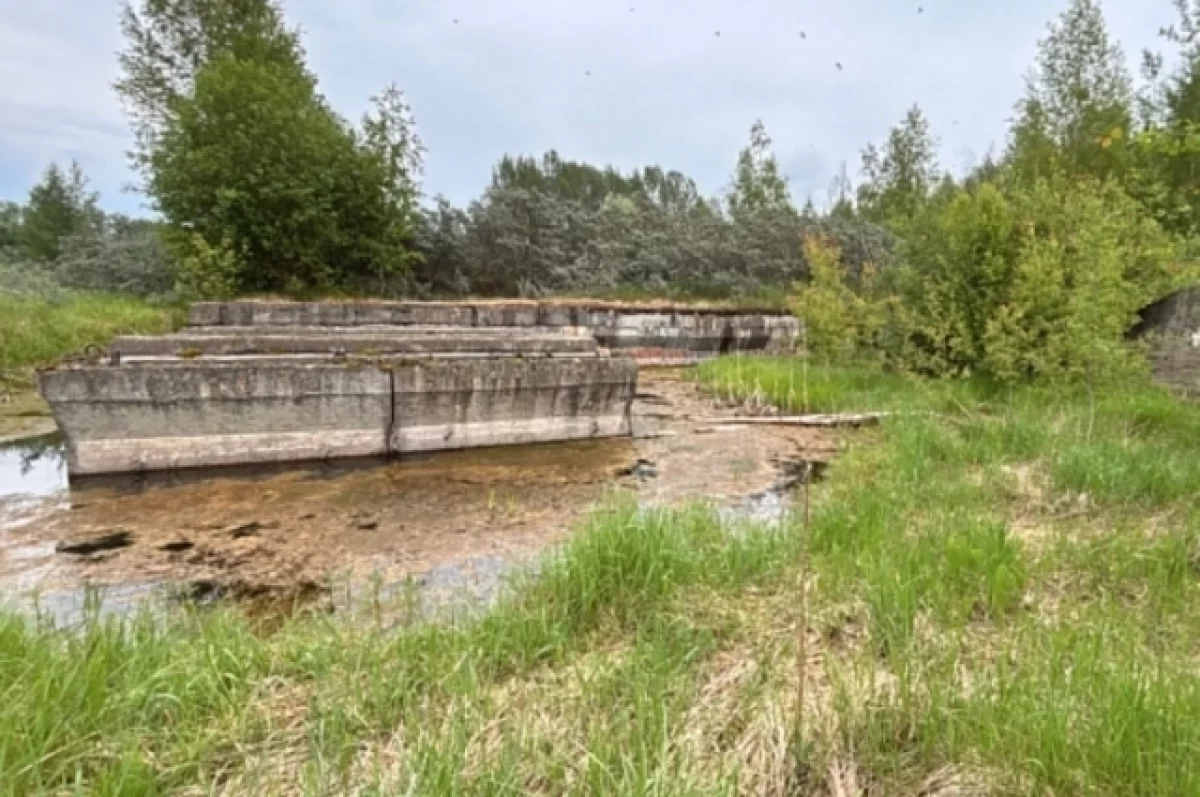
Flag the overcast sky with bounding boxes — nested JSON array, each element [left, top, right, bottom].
[[0, 0, 1179, 216]]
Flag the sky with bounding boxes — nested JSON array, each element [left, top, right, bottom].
[[0, 0, 1180, 217]]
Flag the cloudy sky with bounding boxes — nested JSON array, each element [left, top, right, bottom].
[[0, 0, 1178, 216]]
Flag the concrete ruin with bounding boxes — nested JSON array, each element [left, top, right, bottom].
[[187, 299, 801, 365], [1131, 286, 1200, 397], [38, 300, 799, 477]]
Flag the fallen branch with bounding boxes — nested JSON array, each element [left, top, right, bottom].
[[696, 412, 887, 428]]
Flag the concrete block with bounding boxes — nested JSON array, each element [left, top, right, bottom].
[[472, 302, 540, 327], [1132, 287, 1200, 396], [187, 303, 223, 326], [389, 357, 636, 453], [190, 300, 800, 362], [39, 362, 394, 475], [39, 353, 638, 476], [113, 329, 598, 358]]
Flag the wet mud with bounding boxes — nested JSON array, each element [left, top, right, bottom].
[[0, 371, 837, 621]]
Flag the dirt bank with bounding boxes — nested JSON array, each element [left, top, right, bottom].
[[0, 371, 836, 608]]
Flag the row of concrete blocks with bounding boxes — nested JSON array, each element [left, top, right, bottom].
[[187, 300, 802, 363], [40, 301, 801, 477], [39, 355, 637, 477]]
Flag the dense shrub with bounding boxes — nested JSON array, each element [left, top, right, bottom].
[[790, 236, 898, 363], [898, 177, 1188, 382]]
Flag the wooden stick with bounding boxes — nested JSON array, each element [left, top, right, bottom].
[[697, 412, 887, 428]]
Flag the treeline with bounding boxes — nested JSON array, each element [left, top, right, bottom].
[[2, 0, 895, 303], [0, 164, 176, 299], [5, 0, 1200, 383], [407, 146, 892, 300]]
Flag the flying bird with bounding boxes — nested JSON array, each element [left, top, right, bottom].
[[715, 30, 721, 36], [918, 6, 924, 12], [835, 62, 843, 71], [800, 31, 807, 39], [453, 18, 459, 23], [585, 70, 592, 76]]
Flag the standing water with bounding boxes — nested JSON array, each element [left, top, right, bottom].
[[0, 373, 834, 625], [0, 433, 67, 499]]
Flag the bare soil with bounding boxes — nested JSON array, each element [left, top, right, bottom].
[[0, 371, 836, 604]]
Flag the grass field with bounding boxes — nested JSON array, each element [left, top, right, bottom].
[[0, 294, 181, 389], [2, 358, 1199, 795]]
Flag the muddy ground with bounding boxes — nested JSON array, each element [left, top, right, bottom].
[[0, 371, 837, 616]]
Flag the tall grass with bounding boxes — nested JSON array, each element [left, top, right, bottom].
[[0, 294, 180, 387], [701, 357, 1200, 794], [0, 502, 793, 795], [3, 359, 1200, 793]]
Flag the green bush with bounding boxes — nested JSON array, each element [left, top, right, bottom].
[[171, 232, 243, 300], [897, 177, 1189, 382], [789, 235, 898, 364]]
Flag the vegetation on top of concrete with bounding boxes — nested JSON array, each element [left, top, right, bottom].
[[2, 358, 1198, 794]]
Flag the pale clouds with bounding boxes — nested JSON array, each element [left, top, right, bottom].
[[0, 0, 1177, 215]]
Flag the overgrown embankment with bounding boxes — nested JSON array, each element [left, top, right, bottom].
[[0, 295, 180, 387], [2, 359, 1199, 794]]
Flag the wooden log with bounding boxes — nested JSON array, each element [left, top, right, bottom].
[[695, 413, 887, 428]]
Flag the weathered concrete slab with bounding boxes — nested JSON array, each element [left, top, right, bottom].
[[187, 300, 801, 362], [39, 355, 637, 476], [1131, 287, 1200, 397], [391, 357, 635, 452], [39, 362, 394, 475], [112, 328, 597, 358], [40, 299, 802, 476]]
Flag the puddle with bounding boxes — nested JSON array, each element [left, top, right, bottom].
[[0, 433, 67, 499], [0, 373, 840, 626]]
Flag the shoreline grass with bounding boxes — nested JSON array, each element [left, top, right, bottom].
[[2, 358, 1199, 794], [0, 294, 181, 389]]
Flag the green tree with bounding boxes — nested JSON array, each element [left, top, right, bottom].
[[150, 56, 410, 293], [116, 0, 307, 178], [1159, 0, 1200, 122], [0, 202, 21, 253], [640, 166, 704, 215], [55, 216, 177, 296], [21, 162, 102, 263], [827, 162, 856, 219], [361, 85, 425, 217], [1128, 0, 1200, 235], [857, 105, 939, 229], [727, 120, 794, 216], [488, 153, 702, 215], [116, 0, 422, 294], [1008, 0, 1133, 184], [491, 152, 644, 209]]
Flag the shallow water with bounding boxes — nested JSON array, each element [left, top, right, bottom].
[[0, 434, 67, 499], [0, 373, 833, 626]]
